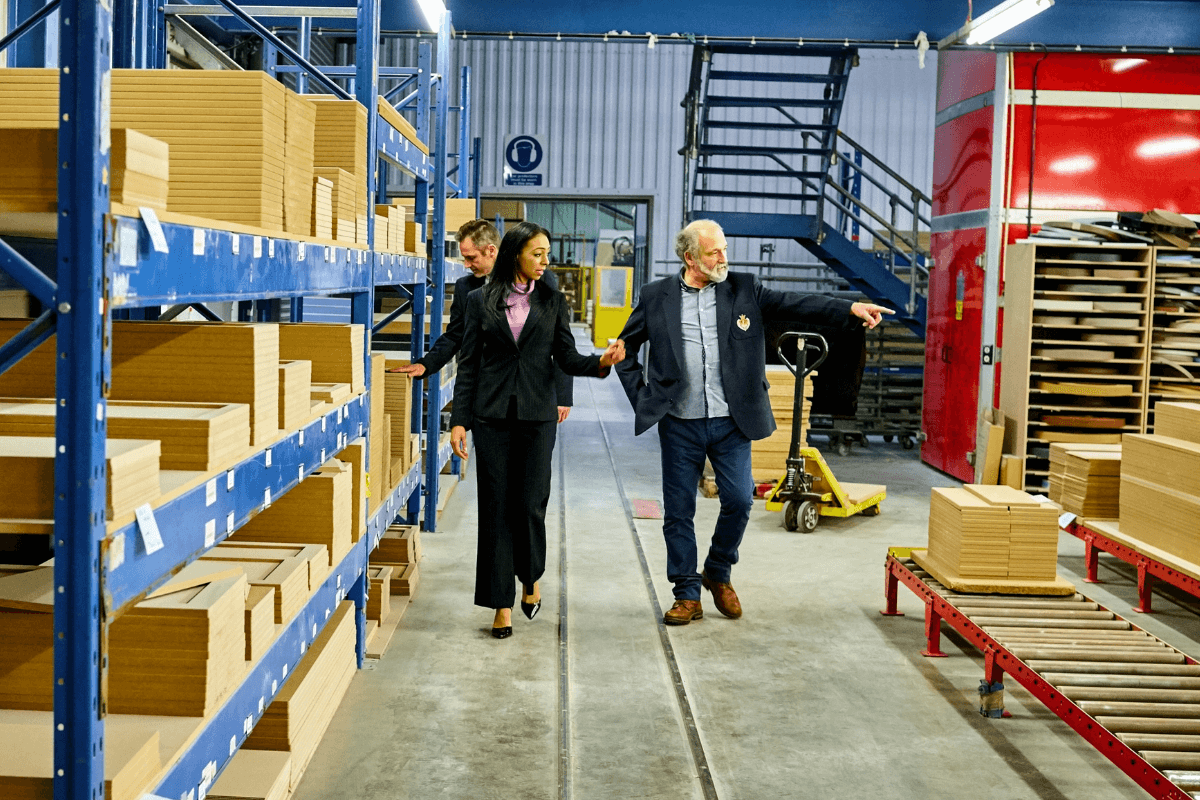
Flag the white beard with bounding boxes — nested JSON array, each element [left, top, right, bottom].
[[702, 264, 728, 283]]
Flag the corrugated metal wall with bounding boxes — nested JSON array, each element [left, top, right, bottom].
[[378, 37, 936, 281]]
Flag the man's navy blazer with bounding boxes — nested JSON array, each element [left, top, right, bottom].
[[615, 271, 854, 440]]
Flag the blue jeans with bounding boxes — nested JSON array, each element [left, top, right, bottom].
[[657, 415, 753, 601]]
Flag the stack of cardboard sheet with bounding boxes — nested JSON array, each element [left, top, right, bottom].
[[196, 542, 324, 627], [308, 98, 368, 243], [0, 436, 160, 521], [376, 96, 428, 155], [376, 204, 404, 252], [375, 523, 420, 600], [108, 571, 248, 716], [283, 91, 316, 236], [230, 460, 351, 568], [110, 69, 288, 230], [214, 539, 329, 591], [244, 585, 276, 662], [1060, 448, 1122, 519], [208, 749, 292, 800], [1121, 428, 1200, 564], [1155, 401, 1200, 439], [0, 399, 249, 472], [311, 176, 333, 239], [0, 68, 60, 127], [279, 324, 364, 393], [243, 601, 357, 790], [383, 362, 415, 472], [1048, 443, 1124, 502], [373, 212, 389, 251], [312, 168, 355, 243], [0, 567, 54, 710], [402, 218, 424, 253], [339, 438, 368, 542], [750, 365, 812, 481], [967, 484, 1060, 580], [368, 354, 387, 513], [310, 383, 351, 405], [278, 360, 313, 431], [366, 565, 392, 622], [926, 487, 1011, 580], [110, 129, 171, 210]]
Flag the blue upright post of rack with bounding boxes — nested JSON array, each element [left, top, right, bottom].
[[54, 0, 110, 798]]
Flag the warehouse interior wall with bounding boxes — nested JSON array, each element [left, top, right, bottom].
[[380, 37, 937, 284]]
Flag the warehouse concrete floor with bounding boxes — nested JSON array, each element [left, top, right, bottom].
[[290, 371, 1200, 800]]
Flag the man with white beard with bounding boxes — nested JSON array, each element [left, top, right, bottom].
[[615, 219, 892, 625]]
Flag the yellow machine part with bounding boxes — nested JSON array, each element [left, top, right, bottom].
[[764, 447, 886, 517]]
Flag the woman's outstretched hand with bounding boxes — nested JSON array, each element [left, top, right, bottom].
[[451, 425, 468, 460], [599, 339, 626, 368]]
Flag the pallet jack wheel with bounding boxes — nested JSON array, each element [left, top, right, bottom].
[[862, 503, 881, 517], [901, 436, 915, 450], [836, 441, 850, 457], [883, 435, 894, 443], [797, 500, 819, 533], [784, 500, 799, 532]]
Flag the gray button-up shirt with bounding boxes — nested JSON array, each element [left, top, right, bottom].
[[673, 271, 730, 419]]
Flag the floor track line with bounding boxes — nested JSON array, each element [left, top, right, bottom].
[[586, 381, 720, 800], [556, 442, 572, 800]]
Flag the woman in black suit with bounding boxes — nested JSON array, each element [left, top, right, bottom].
[[450, 222, 624, 639]]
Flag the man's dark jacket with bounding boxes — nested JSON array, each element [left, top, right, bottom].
[[615, 271, 854, 439]]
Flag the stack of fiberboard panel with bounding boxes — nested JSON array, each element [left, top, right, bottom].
[[1047, 442, 1120, 503], [1059, 447, 1121, 519], [229, 458, 351, 568], [279, 324, 364, 393], [243, 601, 357, 790], [208, 749, 292, 800], [383, 361, 415, 472], [750, 365, 812, 482], [968, 484, 1061, 581], [311, 175, 334, 240], [0, 567, 55, 710], [278, 360, 313, 431], [283, 91, 316, 236], [313, 168, 355, 243], [308, 97, 368, 243], [0, 398, 250, 472], [0, 436, 160, 521], [1120, 402, 1200, 564], [368, 354, 387, 513], [197, 542, 325, 627]]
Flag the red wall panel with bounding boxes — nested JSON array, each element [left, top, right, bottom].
[[1011, 53, 1200, 94], [932, 108, 994, 216], [937, 51, 997, 110]]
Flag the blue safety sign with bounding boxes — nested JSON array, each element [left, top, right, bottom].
[[504, 134, 545, 186]]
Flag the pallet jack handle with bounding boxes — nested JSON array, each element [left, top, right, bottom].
[[776, 331, 829, 380]]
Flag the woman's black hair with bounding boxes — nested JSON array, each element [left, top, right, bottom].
[[481, 221, 551, 321]]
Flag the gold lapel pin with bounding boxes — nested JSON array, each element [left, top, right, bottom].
[[737, 314, 750, 331]]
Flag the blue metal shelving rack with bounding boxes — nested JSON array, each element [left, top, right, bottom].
[[0, 1, 471, 798]]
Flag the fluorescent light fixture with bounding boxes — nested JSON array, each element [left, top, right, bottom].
[[1136, 136, 1200, 159], [1111, 58, 1148, 73], [1048, 155, 1096, 174], [937, 0, 1054, 49], [417, 0, 446, 31]]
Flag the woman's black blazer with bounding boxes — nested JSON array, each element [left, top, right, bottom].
[[450, 280, 607, 429]]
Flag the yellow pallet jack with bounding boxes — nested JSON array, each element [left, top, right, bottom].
[[764, 332, 886, 532]]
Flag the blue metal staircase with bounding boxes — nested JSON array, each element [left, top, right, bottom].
[[681, 43, 929, 339]]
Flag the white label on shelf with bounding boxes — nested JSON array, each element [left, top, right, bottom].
[[1059, 511, 1077, 529], [231, 234, 240, 256], [118, 223, 137, 266], [226, 469, 235, 491], [268, 238, 275, 257], [243, 715, 253, 735], [272, 679, 278, 694], [258, 696, 265, 714], [298, 465, 304, 483], [139, 207, 169, 253], [96, 402, 104, 421], [109, 533, 125, 571], [336, 406, 343, 423], [192, 228, 204, 256], [264, 448, 272, 468], [358, 394, 364, 407], [320, 448, 326, 463], [325, 607, 331, 620], [325, 246, 332, 263], [321, 417, 327, 433], [337, 574, 342, 589], [229, 736, 236, 757], [298, 243, 306, 262], [263, 488, 271, 509], [282, 663, 289, 678], [205, 478, 217, 507], [252, 236, 263, 258], [358, 422, 364, 438], [135, 503, 164, 555], [312, 622, 318, 638], [299, 430, 305, 447], [388, 269, 393, 281], [300, 640, 307, 655], [226, 511, 234, 534], [204, 519, 216, 548]]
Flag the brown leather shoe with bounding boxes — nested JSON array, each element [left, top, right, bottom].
[[663, 599, 703, 626], [701, 572, 743, 619]]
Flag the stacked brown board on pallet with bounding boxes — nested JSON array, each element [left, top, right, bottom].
[[243, 601, 357, 789], [1154, 401, 1200, 443], [230, 462, 351, 568], [208, 749, 291, 800], [0, 436, 160, 520], [0, 399, 249, 472], [926, 487, 1010, 580], [195, 544, 320, 626], [279, 323, 364, 392], [0, 567, 53, 710], [392, 562, 419, 597], [1060, 449, 1121, 519], [311, 176, 333, 239], [339, 438, 368, 542], [278, 360, 312, 430], [965, 484, 1060, 580], [374, 214, 389, 251], [313, 168, 355, 243], [1121, 432, 1200, 564], [1048, 442, 1121, 504], [282, 91, 316, 236], [368, 354, 386, 513], [750, 366, 811, 481], [382, 363, 415, 471], [307, 98, 368, 243], [367, 565, 392, 622], [108, 573, 248, 716]]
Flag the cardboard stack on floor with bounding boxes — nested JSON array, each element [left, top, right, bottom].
[[1120, 401, 1200, 564], [750, 365, 812, 482], [208, 749, 292, 800]]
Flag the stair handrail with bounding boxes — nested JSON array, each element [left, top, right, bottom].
[[835, 130, 932, 209]]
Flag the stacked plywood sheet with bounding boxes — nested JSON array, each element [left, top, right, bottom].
[[967, 484, 1060, 580], [375, 524, 420, 598], [279, 324, 364, 393], [243, 601, 357, 790], [1154, 401, 1200, 442], [197, 542, 323, 626], [108, 572, 248, 716], [368, 354, 386, 514], [382, 362, 415, 472], [340, 438, 368, 542], [208, 749, 292, 800], [1121, 431, 1200, 564], [751, 365, 812, 481], [1060, 448, 1121, 519], [283, 91, 316, 236], [230, 460, 351, 568], [0, 399, 250, 472], [1048, 442, 1121, 503], [0, 567, 53, 710], [110, 129, 171, 210], [308, 98, 368, 242], [310, 383, 350, 405], [366, 565, 392, 622], [313, 168, 354, 243], [376, 204, 404, 252], [244, 585, 276, 662], [0, 436, 160, 521], [311, 176, 334, 240], [278, 360, 313, 431]]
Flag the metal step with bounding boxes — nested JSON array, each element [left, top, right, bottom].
[[695, 166, 826, 179], [704, 120, 837, 132], [705, 95, 840, 109], [693, 189, 822, 202], [708, 70, 849, 84], [697, 144, 826, 157]]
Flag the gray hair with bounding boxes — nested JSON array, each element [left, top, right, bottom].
[[674, 219, 723, 264]]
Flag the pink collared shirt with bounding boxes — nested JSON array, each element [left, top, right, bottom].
[[506, 281, 534, 341]]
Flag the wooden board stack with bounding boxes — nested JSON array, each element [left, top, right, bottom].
[[0, 567, 54, 710], [111, 129, 171, 210], [968, 484, 1061, 580], [310, 383, 350, 405], [750, 365, 812, 481], [392, 197, 473, 238], [230, 460, 351, 568], [197, 542, 325, 626], [283, 91, 316, 236], [368, 354, 387, 513], [311, 176, 334, 239], [376, 204, 405, 252], [0, 399, 249, 472], [108, 572, 248, 716], [376, 96, 428, 155], [340, 438, 368, 542], [243, 601, 357, 790], [1049, 442, 1124, 502], [382, 362, 415, 472], [208, 749, 292, 800], [279, 323, 364, 393], [0, 436, 160, 521], [278, 360, 313, 430], [1059, 448, 1121, 519], [375, 523, 420, 599], [308, 98, 368, 243], [366, 565, 392, 622], [244, 585, 276, 662], [312, 168, 355, 243], [1121, 409, 1200, 563]]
